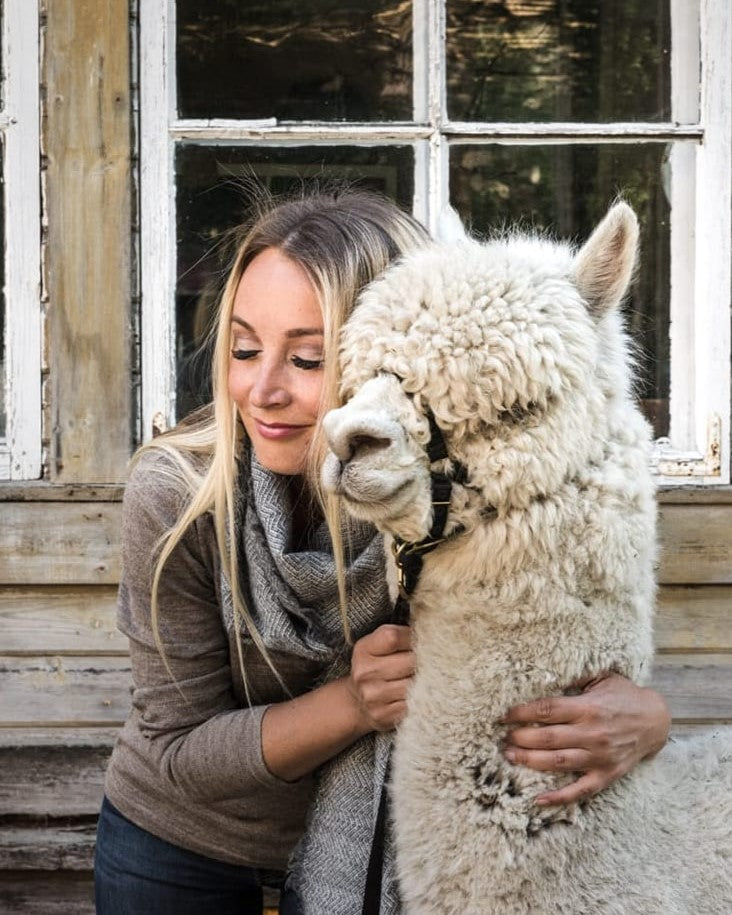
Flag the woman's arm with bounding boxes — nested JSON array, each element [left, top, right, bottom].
[[262, 623, 415, 781], [122, 457, 415, 798], [501, 673, 671, 805]]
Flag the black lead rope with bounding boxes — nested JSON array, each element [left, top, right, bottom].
[[361, 408, 469, 915]]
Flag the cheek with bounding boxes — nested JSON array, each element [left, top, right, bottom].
[[302, 374, 325, 418], [227, 362, 248, 406]]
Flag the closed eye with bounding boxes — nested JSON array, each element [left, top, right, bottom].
[[291, 355, 324, 370], [231, 349, 259, 361]]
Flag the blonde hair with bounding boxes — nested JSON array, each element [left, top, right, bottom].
[[139, 187, 430, 689]]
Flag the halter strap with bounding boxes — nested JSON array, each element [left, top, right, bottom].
[[362, 397, 470, 915], [390, 405, 468, 609]]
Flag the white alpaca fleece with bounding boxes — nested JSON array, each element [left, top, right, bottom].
[[322, 204, 732, 914]]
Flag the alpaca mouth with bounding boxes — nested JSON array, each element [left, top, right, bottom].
[[338, 474, 414, 508]]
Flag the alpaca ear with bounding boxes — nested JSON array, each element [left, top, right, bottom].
[[436, 205, 468, 243], [571, 202, 639, 317]]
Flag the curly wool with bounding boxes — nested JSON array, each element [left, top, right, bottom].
[[323, 204, 732, 914]]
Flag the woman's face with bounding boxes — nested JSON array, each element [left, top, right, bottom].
[[228, 247, 325, 475]]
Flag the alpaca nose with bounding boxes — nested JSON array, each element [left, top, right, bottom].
[[323, 409, 397, 463]]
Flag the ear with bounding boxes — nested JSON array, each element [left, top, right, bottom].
[[436, 205, 468, 243], [571, 202, 639, 317]]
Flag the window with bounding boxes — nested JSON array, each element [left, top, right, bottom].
[[0, 0, 41, 479], [140, 0, 731, 483]]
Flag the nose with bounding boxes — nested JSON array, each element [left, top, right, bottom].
[[249, 360, 291, 408], [322, 408, 399, 463]]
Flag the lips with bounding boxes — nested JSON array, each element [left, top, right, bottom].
[[253, 419, 310, 440]]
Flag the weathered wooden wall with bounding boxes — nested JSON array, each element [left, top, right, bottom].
[[43, 0, 132, 483], [1, 491, 731, 912], [0, 0, 133, 910]]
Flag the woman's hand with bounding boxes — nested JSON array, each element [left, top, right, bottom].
[[502, 673, 670, 806], [347, 624, 415, 733]]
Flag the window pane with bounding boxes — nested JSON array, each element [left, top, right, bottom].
[[449, 142, 671, 437], [176, 0, 412, 121], [175, 143, 415, 418], [447, 0, 672, 123]]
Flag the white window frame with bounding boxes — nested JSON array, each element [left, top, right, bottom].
[[140, 0, 731, 484], [0, 0, 41, 479]]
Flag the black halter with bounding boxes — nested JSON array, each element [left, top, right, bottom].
[[362, 389, 473, 915], [390, 406, 470, 623]]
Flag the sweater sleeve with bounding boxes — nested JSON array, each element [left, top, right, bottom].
[[118, 453, 292, 803]]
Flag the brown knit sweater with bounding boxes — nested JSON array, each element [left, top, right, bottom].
[[104, 453, 325, 868]]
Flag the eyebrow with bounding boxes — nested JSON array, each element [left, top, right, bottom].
[[230, 316, 323, 339]]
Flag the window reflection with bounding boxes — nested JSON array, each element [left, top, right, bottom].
[[176, 0, 413, 121], [450, 142, 671, 436], [447, 0, 674, 123], [174, 144, 414, 418]]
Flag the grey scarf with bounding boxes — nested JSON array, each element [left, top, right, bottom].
[[220, 452, 401, 914]]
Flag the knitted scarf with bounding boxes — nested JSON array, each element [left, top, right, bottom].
[[220, 452, 401, 914]]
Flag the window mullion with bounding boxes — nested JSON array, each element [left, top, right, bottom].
[[443, 123, 703, 140], [667, 0, 701, 451], [690, 0, 731, 481], [3, 0, 41, 478], [424, 0, 448, 234], [140, 0, 176, 437]]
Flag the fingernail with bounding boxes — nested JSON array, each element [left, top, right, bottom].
[[535, 797, 550, 806], [504, 749, 516, 762]]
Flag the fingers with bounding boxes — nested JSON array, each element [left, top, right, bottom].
[[505, 724, 581, 752], [359, 623, 412, 657], [504, 745, 593, 773], [352, 627, 415, 684], [502, 694, 584, 726], [349, 625, 415, 732], [535, 770, 611, 807]]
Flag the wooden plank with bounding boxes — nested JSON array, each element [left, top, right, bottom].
[[0, 484, 124, 502], [655, 585, 732, 651], [0, 872, 95, 914], [0, 726, 120, 748], [0, 826, 96, 871], [0, 743, 111, 817], [657, 504, 732, 584], [44, 0, 132, 482], [658, 486, 732, 504], [0, 657, 131, 726], [651, 653, 732, 721], [0, 504, 122, 585], [0, 586, 126, 654], [0, 651, 728, 728]]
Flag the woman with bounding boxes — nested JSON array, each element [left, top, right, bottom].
[[94, 188, 670, 915]]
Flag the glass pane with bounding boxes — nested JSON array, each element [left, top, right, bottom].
[[449, 142, 671, 437], [176, 0, 412, 121], [447, 0, 672, 123], [175, 143, 415, 418]]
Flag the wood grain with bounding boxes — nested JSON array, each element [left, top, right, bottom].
[[651, 653, 732, 721], [0, 826, 97, 871], [0, 657, 131, 726], [44, 0, 132, 482], [655, 584, 732, 651], [0, 586, 124, 654], [0, 504, 122, 585], [657, 505, 732, 584], [0, 743, 110, 816], [0, 873, 95, 914]]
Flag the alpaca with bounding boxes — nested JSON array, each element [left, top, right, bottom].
[[321, 203, 732, 914]]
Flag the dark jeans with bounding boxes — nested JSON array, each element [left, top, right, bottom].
[[94, 796, 303, 915]]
